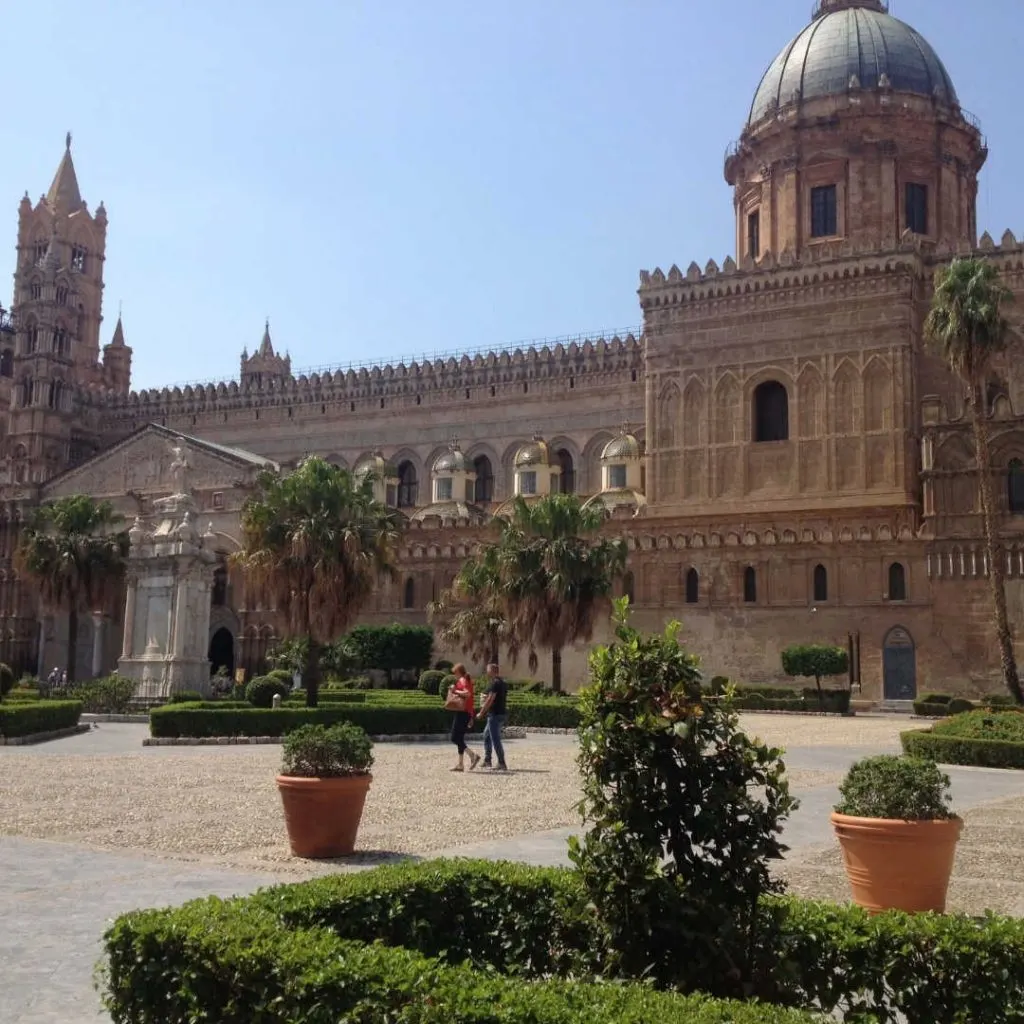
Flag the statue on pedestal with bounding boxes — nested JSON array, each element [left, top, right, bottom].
[[169, 444, 191, 496]]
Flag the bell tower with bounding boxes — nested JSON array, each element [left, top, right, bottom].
[[6, 135, 111, 484]]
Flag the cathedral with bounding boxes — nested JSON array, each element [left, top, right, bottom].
[[1, 0, 1022, 699]]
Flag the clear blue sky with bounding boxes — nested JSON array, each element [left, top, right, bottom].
[[3, 0, 1021, 390]]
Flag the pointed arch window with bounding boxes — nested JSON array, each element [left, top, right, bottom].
[[754, 381, 789, 442], [813, 564, 828, 602], [29, 280, 41, 301], [403, 577, 416, 609], [212, 559, 229, 607], [887, 562, 907, 602], [557, 449, 575, 494], [1008, 459, 1024, 515], [48, 380, 63, 410], [622, 570, 635, 604], [685, 567, 699, 604], [743, 566, 757, 603], [71, 245, 87, 273], [19, 377, 32, 407], [26, 323, 38, 354], [53, 326, 69, 356], [56, 284, 68, 306], [473, 455, 494, 503], [0, 349, 12, 378], [397, 461, 418, 508]]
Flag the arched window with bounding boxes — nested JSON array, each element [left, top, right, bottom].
[[622, 570, 635, 604], [685, 567, 699, 604], [26, 323, 38, 354], [56, 284, 68, 306], [53, 326, 68, 356], [1009, 460, 1024, 514], [403, 577, 416, 609], [743, 566, 757, 603], [0, 349, 12, 378], [19, 377, 32, 407], [473, 455, 494, 503], [753, 380, 789, 442], [813, 564, 828, 602], [48, 380, 63, 410], [397, 461, 418, 508], [888, 562, 907, 602], [212, 558, 229, 607], [557, 449, 575, 494], [29, 279, 41, 301]]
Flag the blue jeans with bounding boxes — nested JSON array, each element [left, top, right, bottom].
[[483, 713, 507, 767]]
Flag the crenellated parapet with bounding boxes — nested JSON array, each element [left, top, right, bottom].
[[83, 332, 643, 421]]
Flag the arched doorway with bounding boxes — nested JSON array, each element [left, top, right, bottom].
[[208, 627, 235, 678], [882, 626, 916, 701]]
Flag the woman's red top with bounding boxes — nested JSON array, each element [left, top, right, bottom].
[[454, 675, 475, 715]]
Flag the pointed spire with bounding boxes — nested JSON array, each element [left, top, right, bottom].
[[110, 312, 126, 348], [258, 318, 275, 357], [45, 132, 83, 213]]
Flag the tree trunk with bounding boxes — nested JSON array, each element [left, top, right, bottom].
[[67, 607, 78, 683], [814, 673, 823, 709], [305, 639, 321, 708], [971, 383, 1023, 704], [552, 647, 562, 693]]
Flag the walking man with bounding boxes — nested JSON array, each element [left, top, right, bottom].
[[478, 662, 509, 771]]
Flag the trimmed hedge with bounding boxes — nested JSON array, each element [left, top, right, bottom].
[[102, 901, 817, 1023], [728, 687, 850, 714], [101, 857, 1024, 1023], [902, 728, 1024, 769], [0, 700, 83, 738], [149, 699, 581, 738]]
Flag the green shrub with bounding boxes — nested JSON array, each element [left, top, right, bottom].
[[281, 722, 373, 777], [902, 728, 1024, 770], [433, 658, 454, 672], [245, 675, 291, 708], [919, 692, 952, 704], [323, 675, 373, 690], [947, 696, 976, 715], [101, 898, 818, 1023], [569, 603, 796, 999], [64, 675, 136, 713], [345, 624, 434, 679], [167, 690, 204, 704], [913, 700, 953, 717], [266, 668, 294, 687], [933, 708, 1024, 742], [985, 694, 1018, 707], [0, 700, 82, 738], [286, 690, 366, 704], [440, 673, 456, 694], [418, 669, 447, 696], [781, 644, 849, 706], [835, 754, 954, 820], [150, 697, 580, 738], [0, 662, 14, 700]]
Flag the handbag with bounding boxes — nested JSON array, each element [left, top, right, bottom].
[[444, 686, 467, 712]]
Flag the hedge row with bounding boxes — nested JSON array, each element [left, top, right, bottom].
[[150, 700, 581, 738], [729, 687, 851, 714], [102, 901, 816, 1023], [101, 858, 1024, 1022], [902, 728, 1024, 769], [0, 700, 82, 738]]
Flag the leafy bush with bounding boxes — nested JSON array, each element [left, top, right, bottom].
[[267, 635, 310, 675], [65, 675, 136, 713], [933, 708, 1024, 742], [280, 722, 373, 778], [167, 690, 204, 704], [433, 659, 454, 672], [0, 700, 82, 737], [286, 690, 367, 704], [418, 669, 447, 696], [948, 697, 977, 715], [245, 675, 292, 708], [781, 645, 849, 706], [101, 898, 818, 1023], [569, 603, 796, 998], [323, 675, 374, 690], [0, 662, 14, 700], [345, 624, 434, 680], [150, 698, 580, 738], [919, 692, 952, 705], [902, 728, 1024, 769], [834, 754, 954, 820], [913, 700, 954, 717], [266, 668, 294, 687]]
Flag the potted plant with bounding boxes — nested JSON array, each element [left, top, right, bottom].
[[276, 722, 374, 858], [831, 754, 962, 913]]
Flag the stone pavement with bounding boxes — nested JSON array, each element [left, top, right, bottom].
[[6, 721, 1024, 1023]]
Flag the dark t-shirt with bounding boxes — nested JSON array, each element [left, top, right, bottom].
[[486, 676, 508, 716]]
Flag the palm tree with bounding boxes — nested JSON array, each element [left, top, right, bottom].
[[234, 456, 400, 707], [925, 256, 1021, 703], [445, 494, 626, 691], [15, 495, 127, 682]]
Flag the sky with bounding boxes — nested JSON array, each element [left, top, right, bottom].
[[2, 0, 1021, 390]]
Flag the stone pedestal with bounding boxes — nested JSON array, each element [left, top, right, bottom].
[[117, 450, 218, 702]]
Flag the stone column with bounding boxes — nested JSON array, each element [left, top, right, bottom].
[[122, 577, 137, 658], [91, 613, 104, 677], [36, 616, 48, 678], [172, 575, 190, 657]]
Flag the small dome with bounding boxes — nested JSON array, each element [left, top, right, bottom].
[[354, 452, 395, 479], [602, 432, 641, 461], [434, 443, 470, 474], [748, 1, 959, 127], [514, 436, 552, 468]]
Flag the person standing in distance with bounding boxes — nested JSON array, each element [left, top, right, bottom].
[[477, 663, 509, 771]]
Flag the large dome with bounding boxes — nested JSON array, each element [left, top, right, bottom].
[[748, 0, 958, 127]]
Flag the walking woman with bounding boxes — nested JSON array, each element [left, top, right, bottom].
[[446, 663, 480, 771]]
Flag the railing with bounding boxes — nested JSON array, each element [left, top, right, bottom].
[[158, 325, 644, 390]]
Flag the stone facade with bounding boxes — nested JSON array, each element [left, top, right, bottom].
[[1, 0, 1022, 699]]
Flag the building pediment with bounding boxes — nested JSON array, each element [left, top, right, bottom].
[[42, 423, 277, 501]]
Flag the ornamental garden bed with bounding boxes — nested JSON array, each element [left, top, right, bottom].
[[101, 857, 1024, 1023], [0, 700, 83, 743], [902, 709, 1024, 769]]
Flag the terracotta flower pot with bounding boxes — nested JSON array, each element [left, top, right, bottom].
[[276, 773, 372, 858], [830, 812, 963, 914]]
